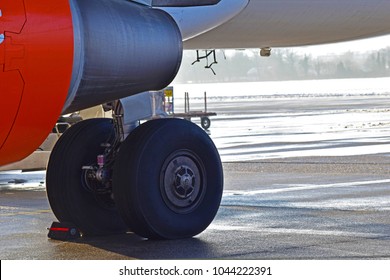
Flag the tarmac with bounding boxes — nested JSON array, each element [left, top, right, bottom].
[[1, 155, 390, 259]]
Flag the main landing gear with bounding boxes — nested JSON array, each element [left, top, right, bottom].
[[46, 117, 223, 239]]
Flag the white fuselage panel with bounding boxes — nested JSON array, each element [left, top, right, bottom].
[[160, 0, 390, 49], [159, 0, 249, 41]]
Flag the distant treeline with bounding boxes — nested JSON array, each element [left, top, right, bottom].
[[173, 48, 390, 83]]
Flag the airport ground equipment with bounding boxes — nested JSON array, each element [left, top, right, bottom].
[[164, 88, 217, 130], [48, 221, 81, 241]]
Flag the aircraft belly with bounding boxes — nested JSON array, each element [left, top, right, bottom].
[[159, 0, 249, 40], [184, 0, 390, 49]]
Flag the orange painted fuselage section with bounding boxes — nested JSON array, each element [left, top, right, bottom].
[[0, 0, 74, 165]]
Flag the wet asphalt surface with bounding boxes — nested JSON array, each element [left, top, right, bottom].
[[1, 157, 390, 260]]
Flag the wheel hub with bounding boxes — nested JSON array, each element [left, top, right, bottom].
[[161, 152, 205, 213], [174, 166, 195, 199], [81, 164, 115, 209]]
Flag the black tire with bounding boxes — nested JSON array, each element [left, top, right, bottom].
[[200, 117, 211, 130], [113, 118, 223, 239], [46, 118, 127, 235]]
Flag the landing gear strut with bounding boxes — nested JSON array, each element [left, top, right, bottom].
[[46, 117, 223, 239]]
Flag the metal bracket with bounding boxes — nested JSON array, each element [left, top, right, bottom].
[[192, 49, 218, 75]]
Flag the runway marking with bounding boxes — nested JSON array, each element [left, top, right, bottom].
[[224, 179, 390, 195], [209, 224, 387, 238]]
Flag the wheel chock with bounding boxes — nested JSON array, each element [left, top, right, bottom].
[[48, 221, 81, 240]]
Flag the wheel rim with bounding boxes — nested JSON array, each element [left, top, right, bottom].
[[161, 150, 206, 214]]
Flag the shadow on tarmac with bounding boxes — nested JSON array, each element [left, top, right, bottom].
[[58, 232, 217, 259]]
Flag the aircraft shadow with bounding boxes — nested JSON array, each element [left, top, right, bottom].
[[73, 232, 217, 259]]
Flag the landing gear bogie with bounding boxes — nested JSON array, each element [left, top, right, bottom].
[[46, 117, 223, 239]]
